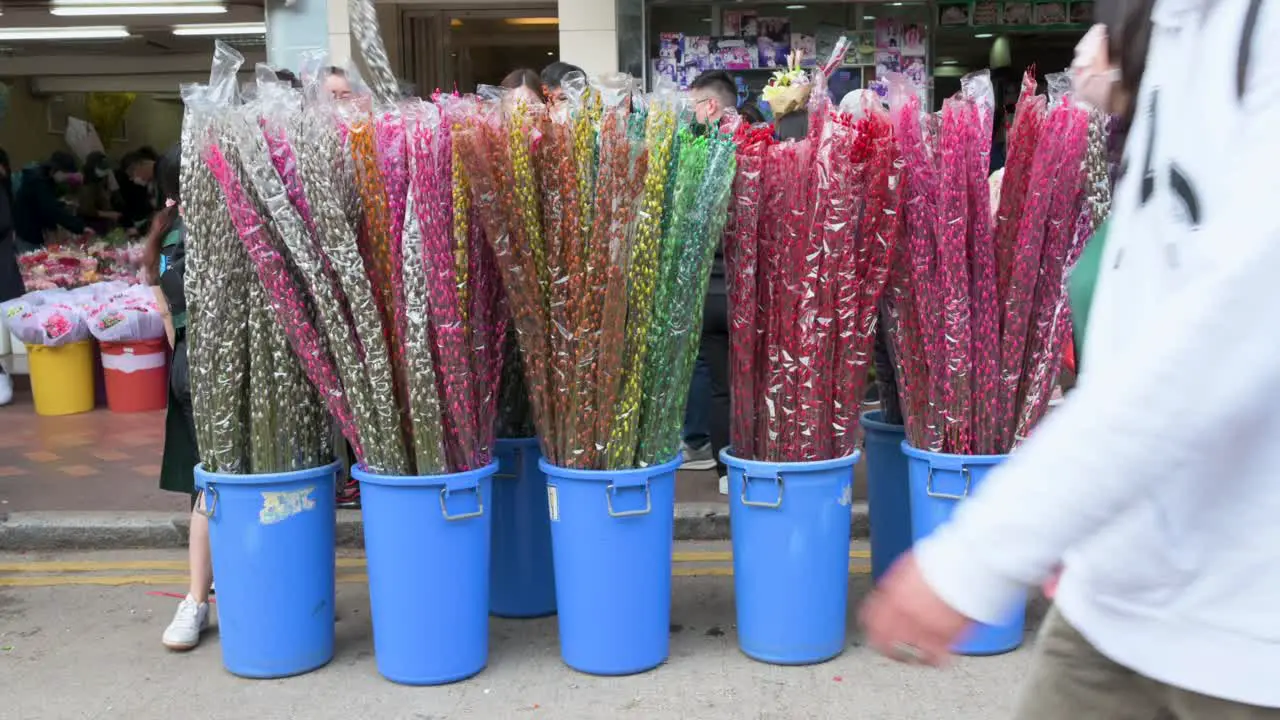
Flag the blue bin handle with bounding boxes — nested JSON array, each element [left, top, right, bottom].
[[606, 480, 652, 518], [195, 486, 218, 519], [741, 472, 785, 509], [926, 466, 971, 500], [440, 485, 485, 521]]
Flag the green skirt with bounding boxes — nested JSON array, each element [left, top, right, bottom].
[[159, 335, 199, 500]]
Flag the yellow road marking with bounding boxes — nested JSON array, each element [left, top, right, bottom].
[[0, 549, 872, 575], [0, 566, 872, 588]]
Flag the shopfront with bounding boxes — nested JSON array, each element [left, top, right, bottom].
[[399, 6, 561, 94], [633, 0, 1094, 112]]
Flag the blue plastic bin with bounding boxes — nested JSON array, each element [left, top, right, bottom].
[[194, 461, 340, 679], [902, 442, 1026, 655], [490, 437, 557, 618], [722, 448, 859, 664], [541, 454, 681, 676], [355, 460, 497, 685], [861, 411, 912, 581]]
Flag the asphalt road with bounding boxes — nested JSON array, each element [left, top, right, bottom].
[[0, 544, 1035, 720]]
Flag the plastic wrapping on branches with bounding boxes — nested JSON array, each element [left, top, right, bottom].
[[724, 124, 769, 461], [891, 93, 944, 451], [568, 97, 647, 469], [1015, 102, 1090, 440], [834, 117, 900, 458], [636, 132, 736, 466], [295, 109, 408, 474], [993, 104, 1074, 451], [181, 44, 253, 474], [405, 102, 505, 473], [349, 114, 411, 463], [456, 100, 556, 463], [347, 0, 399, 107], [217, 104, 369, 468], [934, 98, 978, 455]]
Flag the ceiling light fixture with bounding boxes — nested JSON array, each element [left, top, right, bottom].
[[975, 32, 994, 38], [0, 25, 130, 40], [172, 21, 264, 35], [785, 4, 807, 8], [53, 3, 226, 15]]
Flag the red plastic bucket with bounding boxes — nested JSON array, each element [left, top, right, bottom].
[[100, 338, 169, 413]]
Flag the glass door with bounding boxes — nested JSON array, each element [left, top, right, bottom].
[[401, 7, 559, 95]]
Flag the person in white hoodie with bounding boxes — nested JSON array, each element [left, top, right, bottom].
[[860, 0, 1280, 717]]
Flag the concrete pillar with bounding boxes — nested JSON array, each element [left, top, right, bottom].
[[558, 0, 618, 76], [265, 0, 352, 73]]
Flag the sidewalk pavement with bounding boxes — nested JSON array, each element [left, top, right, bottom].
[[0, 381, 873, 550], [0, 545, 1044, 720]]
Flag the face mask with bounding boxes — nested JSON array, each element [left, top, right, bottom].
[[1071, 24, 1121, 111]]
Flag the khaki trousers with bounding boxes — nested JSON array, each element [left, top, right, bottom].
[[1013, 608, 1280, 720]]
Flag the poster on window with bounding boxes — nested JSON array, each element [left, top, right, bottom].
[[901, 23, 927, 56], [756, 17, 792, 67], [875, 18, 903, 53]]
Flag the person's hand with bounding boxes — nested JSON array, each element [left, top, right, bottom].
[[148, 207, 175, 238], [859, 553, 972, 666]]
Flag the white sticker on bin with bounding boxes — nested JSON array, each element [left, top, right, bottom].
[[259, 486, 316, 525], [101, 350, 166, 373], [547, 485, 560, 523]]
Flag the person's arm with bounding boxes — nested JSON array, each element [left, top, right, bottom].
[[914, 78, 1280, 624], [41, 185, 86, 235], [142, 208, 174, 285]]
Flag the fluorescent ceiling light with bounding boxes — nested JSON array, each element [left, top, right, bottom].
[[974, 32, 994, 38], [0, 25, 130, 40], [172, 21, 264, 35], [785, 4, 807, 8], [503, 17, 557, 26], [53, 3, 226, 14]]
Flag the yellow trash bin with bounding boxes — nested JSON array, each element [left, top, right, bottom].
[[28, 340, 96, 416]]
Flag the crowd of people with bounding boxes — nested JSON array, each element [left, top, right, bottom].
[[0, 142, 163, 406]]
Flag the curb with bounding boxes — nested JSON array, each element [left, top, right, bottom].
[[0, 503, 871, 551]]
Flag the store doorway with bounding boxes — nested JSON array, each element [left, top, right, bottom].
[[401, 7, 559, 95]]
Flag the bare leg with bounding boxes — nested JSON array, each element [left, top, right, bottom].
[[187, 509, 213, 603]]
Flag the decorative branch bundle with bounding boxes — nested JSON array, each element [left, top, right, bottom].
[[886, 69, 1092, 456], [182, 51, 330, 475], [458, 86, 737, 470], [183, 40, 506, 477], [724, 89, 902, 463]]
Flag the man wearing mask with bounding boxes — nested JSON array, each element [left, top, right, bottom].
[[13, 151, 88, 249], [116, 147, 159, 232]]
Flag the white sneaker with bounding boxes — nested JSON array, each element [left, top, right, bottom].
[[0, 372, 12, 407], [680, 442, 716, 471], [719, 475, 729, 496], [162, 595, 210, 651]]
